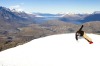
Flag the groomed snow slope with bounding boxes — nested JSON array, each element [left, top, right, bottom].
[[0, 33, 100, 66]]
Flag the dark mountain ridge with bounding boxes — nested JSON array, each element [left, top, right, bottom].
[[80, 13, 100, 23]]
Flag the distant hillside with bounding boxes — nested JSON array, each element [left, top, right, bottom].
[[80, 14, 100, 22], [93, 11, 100, 14], [59, 13, 100, 24], [0, 6, 39, 34], [40, 20, 79, 34], [59, 14, 89, 24], [0, 6, 27, 24], [83, 21, 100, 34]]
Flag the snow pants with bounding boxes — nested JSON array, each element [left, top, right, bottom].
[[83, 32, 92, 42]]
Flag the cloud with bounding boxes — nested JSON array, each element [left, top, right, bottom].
[[9, 5, 24, 12]]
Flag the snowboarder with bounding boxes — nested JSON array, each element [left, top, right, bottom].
[[75, 25, 93, 44]]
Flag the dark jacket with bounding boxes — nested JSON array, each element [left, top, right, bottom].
[[75, 25, 84, 40]]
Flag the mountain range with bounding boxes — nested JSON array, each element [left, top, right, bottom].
[[0, 6, 100, 51], [1, 6, 100, 25]]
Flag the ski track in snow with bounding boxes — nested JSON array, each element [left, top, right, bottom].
[[0, 33, 100, 66]]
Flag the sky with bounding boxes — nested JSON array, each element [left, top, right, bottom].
[[0, 0, 100, 14]]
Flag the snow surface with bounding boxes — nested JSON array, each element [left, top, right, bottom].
[[0, 33, 100, 66]]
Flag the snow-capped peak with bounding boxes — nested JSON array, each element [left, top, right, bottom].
[[10, 8, 24, 13]]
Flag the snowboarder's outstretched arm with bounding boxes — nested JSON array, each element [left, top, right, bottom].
[[78, 25, 83, 31]]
